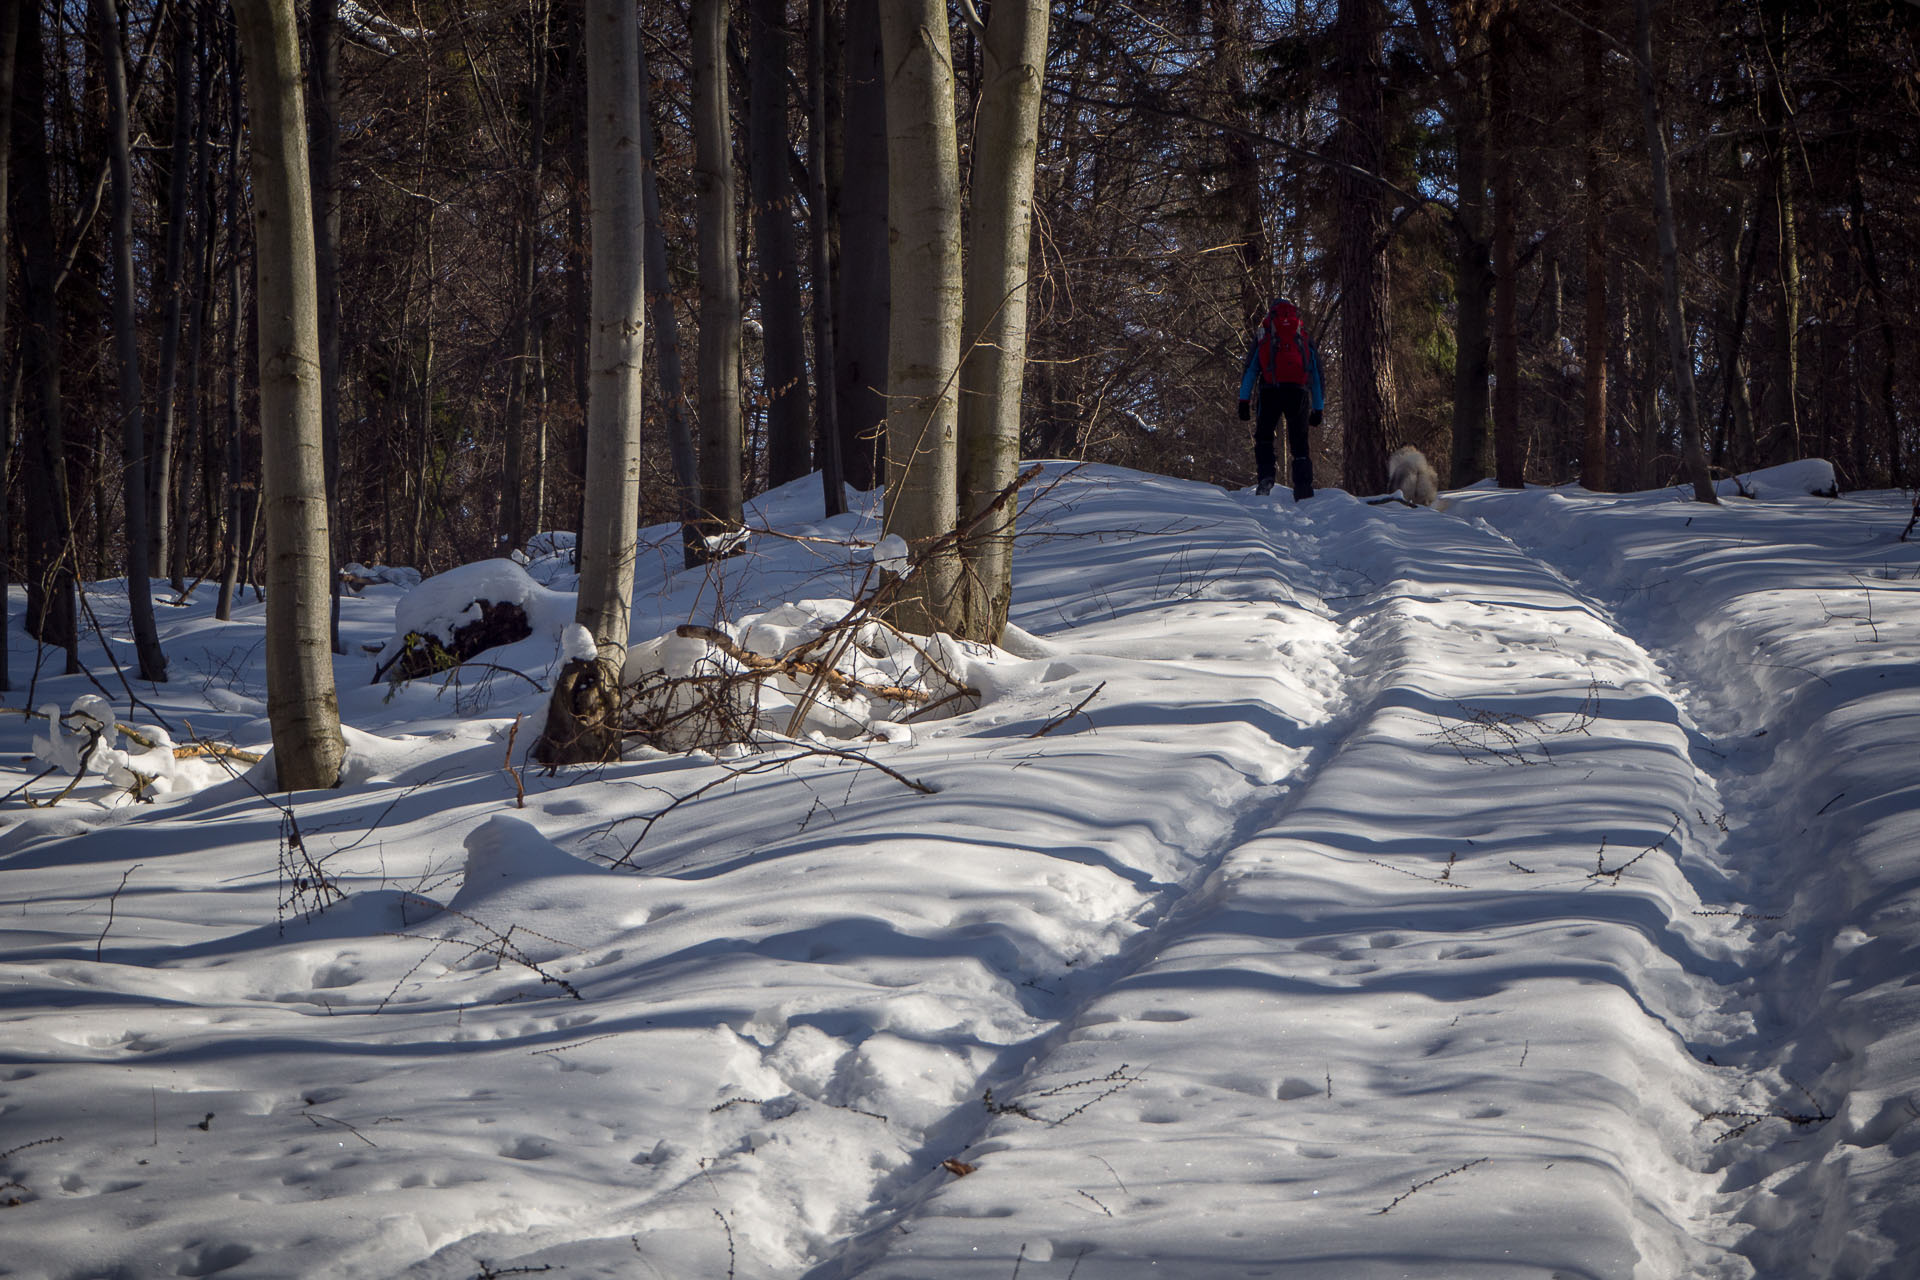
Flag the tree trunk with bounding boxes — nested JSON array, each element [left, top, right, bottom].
[[148, 0, 196, 580], [836, 0, 888, 492], [1448, 4, 1492, 488], [0, 0, 18, 688], [1209, 0, 1269, 323], [693, 0, 743, 539], [808, 0, 845, 519], [637, 31, 702, 567], [1334, 0, 1398, 495], [234, 0, 346, 789], [1714, 191, 1757, 472], [1632, 0, 1716, 503], [879, 0, 963, 635], [14, 0, 79, 670], [98, 0, 169, 681], [749, 0, 812, 488], [1490, 6, 1522, 489], [217, 27, 245, 624], [308, 0, 344, 651], [1579, 0, 1608, 491], [1752, 0, 1801, 467], [536, 0, 646, 766], [957, 0, 1048, 644], [177, 24, 219, 589], [1848, 172, 1901, 485], [498, 0, 547, 557]]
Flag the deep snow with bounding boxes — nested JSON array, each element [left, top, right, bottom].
[[2, 462, 1916, 1279]]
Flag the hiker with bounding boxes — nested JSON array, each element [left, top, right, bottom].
[[1236, 298, 1325, 498]]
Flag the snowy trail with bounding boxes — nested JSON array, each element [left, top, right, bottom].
[[1453, 485, 1920, 1280], [5, 467, 1915, 1280], [828, 491, 1757, 1278]]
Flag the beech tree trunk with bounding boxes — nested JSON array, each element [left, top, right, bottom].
[[1633, 0, 1716, 503], [692, 0, 742, 539], [957, 0, 1049, 644], [749, 0, 811, 488], [536, 0, 646, 766], [234, 0, 347, 789], [98, 0, 168, 681], [309, 0, 344, 651], [879, 1, 963, 635]]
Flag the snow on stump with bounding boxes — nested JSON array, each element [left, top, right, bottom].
[[533, 626, 623, 765], [373, 559, 567, 685]]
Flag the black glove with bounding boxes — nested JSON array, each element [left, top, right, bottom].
[[1237, 400, 1250, 421], [1308, 408, 1323, 427]]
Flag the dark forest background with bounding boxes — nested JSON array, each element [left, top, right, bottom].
[[4, 0, 1915, 597]]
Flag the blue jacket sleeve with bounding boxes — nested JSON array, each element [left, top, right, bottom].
[[1239, 339, 1259, 402], [1305, 338, 1325, 412]]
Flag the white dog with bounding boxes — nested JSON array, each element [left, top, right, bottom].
[[1387, 446, 1442, 508]]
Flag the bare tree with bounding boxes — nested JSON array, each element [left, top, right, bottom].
[[98, 0, 169, 682], [1490, 5, 1523, 489], [234, 0, 346, 788], [149, 0, 197, 581], [637, 29, 703, 566], [807, 0, 845, 518], [749, 0, 811, 488], [1580, 0, 1609, 491], [957, 0, 1048, 643], [878, 1, 964, 636], [1334, 0, 1398, 495], [497, 0, 548, 557], [0, 0, 20, 690], [1633, 0, 1717, 503], [535, 0, 646, 765], [836, 0, 888, 492], [692, 0, 742, 541], [15, 0, 78, 672]]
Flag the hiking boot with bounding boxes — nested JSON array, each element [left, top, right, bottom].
[[1255, 478, 1274, 496], [1291, 458, 1315, 501]]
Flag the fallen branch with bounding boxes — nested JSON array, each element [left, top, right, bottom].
[[609, 740, 935, 865], [1373, 1156, 1488, 1215], [2, 707, 261, 764], [676, 624, 931, 706], [1030, 681, 1106, 738]]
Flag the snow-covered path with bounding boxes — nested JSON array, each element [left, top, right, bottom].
[[4, 465, 1916, 1280], [1456, 484, 1920, 1280], [825, 487, 1758, 1278]]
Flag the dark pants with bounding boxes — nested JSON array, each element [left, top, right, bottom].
[[1255, 383, 1314, 497]]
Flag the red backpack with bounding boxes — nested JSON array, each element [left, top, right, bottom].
[[1258, 300, 1308, 386]]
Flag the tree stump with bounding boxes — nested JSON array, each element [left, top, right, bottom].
[[533, 658, 622, 764]]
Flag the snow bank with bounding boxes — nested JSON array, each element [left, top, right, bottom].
[[390, 559, 572, 647], [1717, 458, 1840, 499]]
